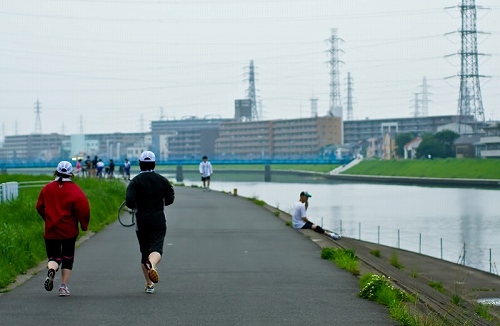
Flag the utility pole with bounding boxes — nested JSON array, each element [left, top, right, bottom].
[[34, 99, 42, 134], [445, 0, 489, 132]]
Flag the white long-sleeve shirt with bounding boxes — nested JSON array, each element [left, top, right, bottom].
[[199, 161, 213, 177]]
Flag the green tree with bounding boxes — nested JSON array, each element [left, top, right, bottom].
[[395, 133, 415, 158], [416, 133, 445, 159], [433, 130, 460, 157]]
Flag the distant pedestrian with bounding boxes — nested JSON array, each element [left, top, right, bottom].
[[84, 155, 92, 178], [108, 159, 115, 179], [125, 151, 175, 294], [123, 158, 131, 181], [291, 191, 341, 240], [92, 156, 98, 177], [75, 158, 82, 176], [199, 155, 213, 190], [36, 161, 90, 297], [96, 159, 105, 178]]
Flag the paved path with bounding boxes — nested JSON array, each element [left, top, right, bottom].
[[0, 187, 395, 326]]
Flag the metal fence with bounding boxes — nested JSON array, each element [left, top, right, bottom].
[[319, 218, 499, 276]]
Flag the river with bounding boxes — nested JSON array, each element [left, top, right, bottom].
[[180, 176, 500, 274]]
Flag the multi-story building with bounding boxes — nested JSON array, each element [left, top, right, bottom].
[[0, 133, 69, 162], [215, 116, 342, 158], [80, 132, 149, 160], [475, 123, 500, 158], [216, 120, 273, 158], [343, 115, 475, 144], [150, 116, 230, 159]]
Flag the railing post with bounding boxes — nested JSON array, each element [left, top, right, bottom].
[[264, 164, 271, 182], [377, 225, 380, 244], [397, 229, 400, 249], [490, 248, 492, 274], [176, 165, 183, 182], [419, 233, 422, 254]]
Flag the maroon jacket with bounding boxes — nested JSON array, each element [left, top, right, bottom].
[[36, 179, 90, 239]]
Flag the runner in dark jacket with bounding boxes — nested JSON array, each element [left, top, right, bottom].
[[125, 151, 174, 294]]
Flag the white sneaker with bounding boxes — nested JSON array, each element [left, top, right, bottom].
[[330, 232, 341, 240], [145, 284, 155, 294]]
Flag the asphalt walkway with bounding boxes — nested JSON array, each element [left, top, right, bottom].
[[0, 186, 396, 326]]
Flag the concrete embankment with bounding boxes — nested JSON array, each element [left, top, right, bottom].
[[325, 173, 500, 189]]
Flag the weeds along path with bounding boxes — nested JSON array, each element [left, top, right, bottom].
[[332, 237, 498, 326]]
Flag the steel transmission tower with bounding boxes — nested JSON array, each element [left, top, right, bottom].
[[447, 0, 487, 130], [34, 99, 42, 134], [246, 60, 258, 121], [419, 76, 430, 117], [310, 96, 318, 117], [346, 72, 354, 120], [327, 28, 343, 118]]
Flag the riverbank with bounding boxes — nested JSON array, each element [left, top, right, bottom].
[[264, 200, 500, 324]]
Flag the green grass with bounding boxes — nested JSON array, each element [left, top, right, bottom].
[[475, 303, 493, 320], [248, 197, 266, 206], [342, 158, 500, 179], [0, 175, 126, 289], [428, 280, 444, 293], [370, 249, 381, 257], [321, 247, 360, 275], [390, 251, 404, 270]]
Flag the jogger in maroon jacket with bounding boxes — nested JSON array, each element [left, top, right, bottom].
[[36, 161, 90, 296]]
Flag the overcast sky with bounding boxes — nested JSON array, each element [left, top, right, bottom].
[[1, 0, 499, 139]]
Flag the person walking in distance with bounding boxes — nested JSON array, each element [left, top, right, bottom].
[[291, 191, 341, 240], [123, 158, 131, 181], [199, 155, 213, 190], [125, 151, 175, 294], [36, 161, 90, 296]]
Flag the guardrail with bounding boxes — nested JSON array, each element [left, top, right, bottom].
[[0, 180, 51, 203], [0, 182, 18, 203]]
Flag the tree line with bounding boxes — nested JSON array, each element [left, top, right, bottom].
[[395, 130, 460, 159]]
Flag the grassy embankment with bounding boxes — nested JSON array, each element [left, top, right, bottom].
[[0, 174, 126, 290], [341, 158, 500, 179]]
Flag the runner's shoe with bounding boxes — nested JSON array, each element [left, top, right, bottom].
[[145, 284, 155, 294], [44, 268, 56, 291], [330, 232, 341, 240], [144, 261, 159, 283], [58, 284, 70, 297]]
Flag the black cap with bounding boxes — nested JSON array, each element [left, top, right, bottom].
[[300, 191, 312, 198]]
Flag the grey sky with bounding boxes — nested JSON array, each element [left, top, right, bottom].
[[1, 0, 499, 138]]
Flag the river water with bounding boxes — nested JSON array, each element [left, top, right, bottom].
[[180, 176, 500, 274]]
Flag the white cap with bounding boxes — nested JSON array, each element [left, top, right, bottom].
[[139, 150, 156, 162], [56, 161, 73, 175]]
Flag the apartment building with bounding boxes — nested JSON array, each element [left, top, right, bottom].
[[0, 133, 69, 162], [344, 115, 475, 144], [215, 116, 342, 158], [476, 123, 500, 158]]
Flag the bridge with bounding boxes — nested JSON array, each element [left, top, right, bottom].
[[0, 157, 352, 170]]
